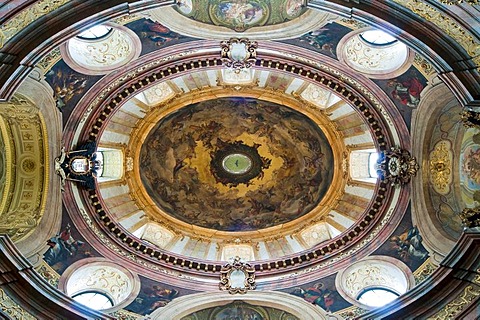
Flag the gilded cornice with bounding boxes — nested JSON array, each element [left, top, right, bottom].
[[429, 284, 480, 319], [36, 47, 62, 74], [0, 0, 70, 49], [0, 288, 37, 320], [391, 0, 480, 66]]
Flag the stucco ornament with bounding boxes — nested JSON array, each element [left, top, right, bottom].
[[221, 38, 258, 73], [219, 257, 256, 294], [377, 146, 418, 187]]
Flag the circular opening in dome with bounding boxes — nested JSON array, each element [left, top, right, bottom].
[[72, 291, 114, 310], [222, 153, 253, 174], [77, 25, 113, 40], [357, 288, 399, 307], [360, 30, 397, 46]]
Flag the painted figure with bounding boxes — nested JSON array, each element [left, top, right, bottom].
[[128, 285, 179, 314], [139, 20, 183, 46], [286, 0, 303, 17], [47, 68, 87, 110], [387, 71, 424, 108], [389, 226, 428, 263], [214, 1, 265, 29], [43, 224, 91, 272], [291, 282, 335, 311], [463, 147, 480, 184]]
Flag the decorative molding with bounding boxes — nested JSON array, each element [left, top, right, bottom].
[[461, 110, 480, 129], [110, 309, 142, 319], [219, 257, 256, 294], [413, 258, 437, 285], [220, 38, 258, 73], [439, 0, 478, 4], [391, 0, 480, 66], [429, 285, 480, 319], [0, 0, 71, 49], [0, 288, 37, 320], [35, 261, 60, 288], [36, 47, 62, 73], [413, 52, 435, 77]]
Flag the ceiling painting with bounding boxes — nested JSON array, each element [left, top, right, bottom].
[[10, 3, 472, 318], [45, 60, 100, 123], [373, 66, 428, 130], [125, 276, 198, 315], [126, 19, 194, 55], [372, 205, 429, 271], [281, 272, 351, 313], [140, 97, 334, 231], [43, 207, 100, 274], [174, 0, 307, 32], [281, 22, 353, 59]]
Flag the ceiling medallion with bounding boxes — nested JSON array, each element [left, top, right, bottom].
[[219, 257, 256, 294], [210, 140, 271, 187], [220, 38, 258, 73], [377, 146, 418, 187]]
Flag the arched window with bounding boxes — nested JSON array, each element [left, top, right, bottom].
[[72, 291, 114, 310], [357, 287, 400, 308], [368, 152, 379, 178], [96, 148, 123, 182], [350, 149, 379, 183]]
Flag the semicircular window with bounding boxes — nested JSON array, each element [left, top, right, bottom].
[[77, 25, 113, 40], [357, 287, 399, 308], [360, 30, 397, 46], [72, 291, 114, 310]]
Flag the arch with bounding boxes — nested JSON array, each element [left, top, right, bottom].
[[148, 291, 344, 320]]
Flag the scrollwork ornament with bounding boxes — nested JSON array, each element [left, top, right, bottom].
[[439, 0, 478, 4], [220, 38, 258, 73], [219, 256, 256, 294], [377, 146, 418, 187]]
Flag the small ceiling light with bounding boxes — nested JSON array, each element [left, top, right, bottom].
[[221, 38, 258, 73]]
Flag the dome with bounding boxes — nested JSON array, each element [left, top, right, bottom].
[[139, 97, 334, 231]]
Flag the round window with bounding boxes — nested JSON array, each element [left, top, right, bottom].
[[357, 287, 400, 307], [72, 291, 114, 310], [360, 30, 397, 46], [77, 25, 113, 40]]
